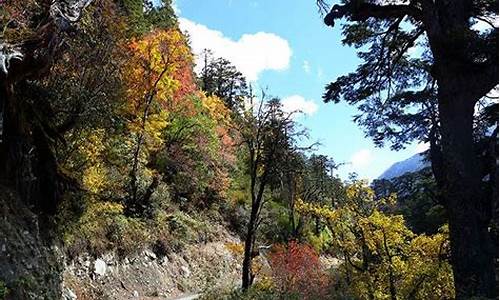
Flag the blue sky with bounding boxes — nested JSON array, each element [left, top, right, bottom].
[[174, 0, 426, 181]]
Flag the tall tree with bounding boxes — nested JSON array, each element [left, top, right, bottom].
[[237, 96, 299, 290], [316, 0, 498, 297], [199, 49, 249, 111]]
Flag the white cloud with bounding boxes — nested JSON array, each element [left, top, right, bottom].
[[350, 149, 372, 168], [179, 18, 292, 81], [303, 60, 311, 74], [281, 95, 318, 117], [415, 142, 429, 153]]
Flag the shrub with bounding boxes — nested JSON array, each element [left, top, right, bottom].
[[268, 241, 329, 299], [0, 281, 8, 299], [63, 200, 151, 257], [201, 281, 279, 300]]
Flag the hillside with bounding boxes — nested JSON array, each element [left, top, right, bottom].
[[378, 153, 429, 180], [0, 0, 497, 299]]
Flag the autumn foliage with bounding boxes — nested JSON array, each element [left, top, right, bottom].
[[295, 181, 454, 299], [269, 241, 329, 299]]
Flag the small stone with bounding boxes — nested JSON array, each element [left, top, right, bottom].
[[94, 258, 107, 276], [180, 266, 191, 277], [144, 250, 157, 260]]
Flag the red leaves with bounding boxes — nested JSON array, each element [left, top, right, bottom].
[[269, 241, 329, 299]]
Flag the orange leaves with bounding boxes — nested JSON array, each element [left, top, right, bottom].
[[269, 241, 330, 299], [122, 28, 196, 153], [124, 28, 194, 114], [118, 27, 237, 206]]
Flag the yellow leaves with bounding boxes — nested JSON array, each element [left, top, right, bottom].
[[296, 181, 454, 299], [83, 165, 107, 194], [87, 201, 124, 215], [225, 242, 244, 255], [201, 93, 232, 126], [78, 129, 106, 163], [77, 129, 109, 193], [346, 179, 375, 202], [143, 109, 169, 151], [295, 198, 339, 222]]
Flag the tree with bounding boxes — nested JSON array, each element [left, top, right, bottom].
[[0, 0, 96, 214], [236, 95, 300, 290], [372, 168, 447, 235], [316, 0, 498, 297], [199, 49, 250, 111], [296, 181, 454, 299], [293, 154, 344, 236], [268, 241, 329, 299], [123, 28, 195, 216]]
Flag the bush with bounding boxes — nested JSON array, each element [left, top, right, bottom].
[[268, 241, 330, 300], [201, 281, 279, 300], [0, 281, 8, 299], [63, 200, 151, 257]]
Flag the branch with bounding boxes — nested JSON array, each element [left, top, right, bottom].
[[1, 0, 94, 78], [324, 2, 421, 27]]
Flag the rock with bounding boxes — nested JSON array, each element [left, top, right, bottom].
[[144, 250, 157, 260], [63, 287, 77, 300], [180, 266, 191, 277], [94, 258, 107, 276]]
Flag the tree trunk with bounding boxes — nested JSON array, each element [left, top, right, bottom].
[[0, 82, 63, 215], [242, 203, 258, 290], [0, 84, 36, 206], [286, 172, 296, 237], [437, 80, 497, 299]]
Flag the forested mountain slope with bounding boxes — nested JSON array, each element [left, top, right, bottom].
[[0, 0, 497, 299]]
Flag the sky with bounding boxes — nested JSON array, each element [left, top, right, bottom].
[[172, 0, 427, 181]]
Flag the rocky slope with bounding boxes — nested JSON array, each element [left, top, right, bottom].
[[0, 188, 62, 300], [62, 227, 242, 300]]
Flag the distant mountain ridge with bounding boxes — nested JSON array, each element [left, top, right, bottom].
[[378, 153, 429, 180]]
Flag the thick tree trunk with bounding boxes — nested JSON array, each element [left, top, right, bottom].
[[437, 81, 497, 299], [0, 84, 35, 204], [0, 83, 62, 215]]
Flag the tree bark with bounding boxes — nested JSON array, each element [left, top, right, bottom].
[[0, 0, 95, 215], [0, 84, 33, 202], [321, 0, 498, 297], [437, 79, 497, 299], [0, 82, 65, 215], [242, 202, 258, 290]]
